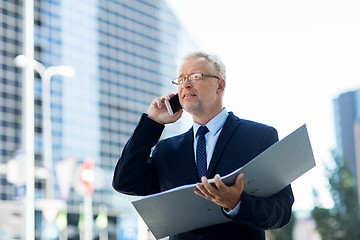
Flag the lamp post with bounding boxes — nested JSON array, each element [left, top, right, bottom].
[[15, 55, 75, 200], [21, 0, 35, 239], [14, 55, 75, 238]]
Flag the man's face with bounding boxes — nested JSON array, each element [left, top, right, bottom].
[[177, 57, 223, 117]]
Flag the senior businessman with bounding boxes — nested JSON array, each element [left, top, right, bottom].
[[113, 51, 294, 240]]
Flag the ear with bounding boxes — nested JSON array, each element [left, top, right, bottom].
[[216, 79, 225, 94]]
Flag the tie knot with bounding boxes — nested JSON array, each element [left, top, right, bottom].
[[197, 126, 209, 137]]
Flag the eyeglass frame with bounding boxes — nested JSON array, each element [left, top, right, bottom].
[[172, 73, 220, 86]]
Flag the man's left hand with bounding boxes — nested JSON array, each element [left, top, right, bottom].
[[195, 173, 244, 210]]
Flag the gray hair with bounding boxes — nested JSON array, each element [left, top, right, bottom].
[[183, 51, 226, 80]]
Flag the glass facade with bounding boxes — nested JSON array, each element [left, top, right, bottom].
[[334, 90, 360, 178], [333, 88, 360, 203], [0, 0, 23, 201], [0, 0, 196, 238]]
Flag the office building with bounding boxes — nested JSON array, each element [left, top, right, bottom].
[[333, 89, 360, 202], [0, 0, 196, 238]]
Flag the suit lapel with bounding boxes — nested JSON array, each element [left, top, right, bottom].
[[207, 112, 240, 178]]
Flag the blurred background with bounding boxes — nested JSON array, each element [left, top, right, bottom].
[[0, 0, 359, 239]]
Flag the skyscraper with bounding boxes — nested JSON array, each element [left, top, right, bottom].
[[0, 0, 196, 238], [333, 89, 360, 202]]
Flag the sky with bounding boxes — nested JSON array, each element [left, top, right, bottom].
[[166, 0, 360, 212]]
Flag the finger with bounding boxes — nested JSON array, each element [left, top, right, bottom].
[[153, 97, 162, 108], [235, 173, 244, 189], [202, 177, 219, 195], [158, 98, 168, 108], [173, 109, 183, 118], [161, 93, 175, 101], [196, 182, 215, 199], [201, 176, 211, 188], [213, 174, 227, 191], [160, 95, 168, 102], [171, 110, 183, 121], [167, 92, 176, 98], [194, 189, 206, 198]]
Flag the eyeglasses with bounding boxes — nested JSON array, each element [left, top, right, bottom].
[[172, 73, 220, 86]]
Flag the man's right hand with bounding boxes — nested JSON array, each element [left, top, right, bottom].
[[147, 93, 183, 125]]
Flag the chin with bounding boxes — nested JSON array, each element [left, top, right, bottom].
[[183, 103, 201, 115]]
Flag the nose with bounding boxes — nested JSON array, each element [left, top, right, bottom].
[[181, 77, 193, 88]]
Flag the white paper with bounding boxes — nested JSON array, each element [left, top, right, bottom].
[[132, 124, 316, 239]]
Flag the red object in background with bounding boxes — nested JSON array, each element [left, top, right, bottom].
[[81, 158, 95, 194]]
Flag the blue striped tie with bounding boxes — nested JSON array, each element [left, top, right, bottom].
[[196, 126, 209, 179]]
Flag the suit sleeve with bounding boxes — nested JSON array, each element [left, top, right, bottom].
[[225, 127, 294, 230], [112, 114, 164, 196]]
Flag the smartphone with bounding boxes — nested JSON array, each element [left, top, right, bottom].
[[165, 94, 182, 116]]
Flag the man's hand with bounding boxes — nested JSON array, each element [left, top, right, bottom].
[[195, 173, 244, 210], [147, 93, 183, 125]]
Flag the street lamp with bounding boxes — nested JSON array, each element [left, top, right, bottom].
[[14, 55, 75, 216]]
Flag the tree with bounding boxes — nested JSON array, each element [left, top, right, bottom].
[[311, 153, 360, 239]]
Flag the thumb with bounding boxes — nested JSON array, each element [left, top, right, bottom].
[[235, 173, 244, 189]]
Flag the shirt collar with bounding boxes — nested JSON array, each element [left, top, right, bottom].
[[193, 108, 228, 138]]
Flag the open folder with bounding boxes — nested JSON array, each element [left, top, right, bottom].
[[132, 124, 316, 239]]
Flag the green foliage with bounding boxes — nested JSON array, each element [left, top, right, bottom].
[[311, 153, 360, 240], [266, 212, 296, 240]]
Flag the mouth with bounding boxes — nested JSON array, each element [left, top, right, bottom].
[[183, 93, 196, 99]]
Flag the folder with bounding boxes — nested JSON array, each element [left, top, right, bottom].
[[132, 124, 316, 239]]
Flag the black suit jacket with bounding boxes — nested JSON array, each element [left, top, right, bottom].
[[113, 112, 294, 240]]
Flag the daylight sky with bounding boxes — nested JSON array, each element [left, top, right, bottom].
[[166, 0, 360, 211]]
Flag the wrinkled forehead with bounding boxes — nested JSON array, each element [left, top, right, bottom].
[[178, 56, 212, 76]]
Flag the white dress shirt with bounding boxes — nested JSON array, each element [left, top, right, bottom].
[[193, 108, 228, 168], [192, 108, 241, 215]]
